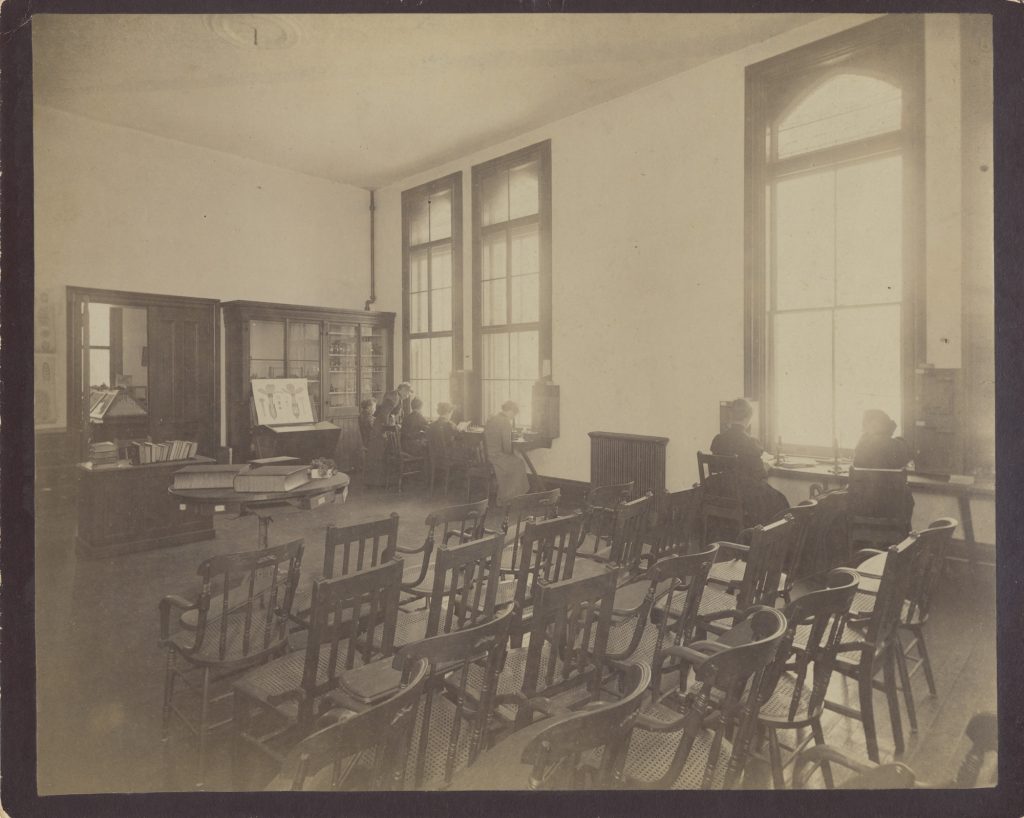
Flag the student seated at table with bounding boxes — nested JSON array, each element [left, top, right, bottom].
[[853, 408, 914, 520], [710, 397, 790, 527], [429, 402, 471, 461], [401, 397, 429, 456], [484, 400, 530, 506], [365, 382, 412, 486], [358, 398, 376, 449]]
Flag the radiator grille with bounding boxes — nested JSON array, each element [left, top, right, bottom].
[[588, 432, 669, 497]]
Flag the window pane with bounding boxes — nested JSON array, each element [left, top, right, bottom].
[[87, 303, 111, 346], [481, 170, 509, 227], [250, 320, 285, 372], [482, 332, 510, 380], [482, 234, 507, 281], [431, 245, 452, 290], [482, 280, 507, 327], [773, 310, 833, 448], [834, 305, 901, 449], [483, 381, 506, 422], [509, 160, 540, 220], [89, 349, 111, 388], [510, 274, 539, 324], [511, 381, 534, 429], [408, 292, 426, 334], [409, 338, 430, 381], [510, 225, 539, 276], [408, 196, 429, 246], [428, 189, 452, 241], [410, 249, 429, 292], [836, 155, 903, 305], [431, 336, 452, 380], [775, 170, 835, 310], [509, 330, 539, 381], [776, 74, 902, 159], [432, 287, 452, 332], [430, 379, 450, 414]]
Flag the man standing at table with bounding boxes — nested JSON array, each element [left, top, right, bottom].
[[484, 400, 530, 506], [365, 382, 413, 487]]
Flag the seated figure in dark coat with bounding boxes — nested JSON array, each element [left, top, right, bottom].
[[852, 408, 914, 521], [401, 397, 429, 456], [710, 398, 790, 528]]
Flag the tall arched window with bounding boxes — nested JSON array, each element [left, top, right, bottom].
[[746, 17, 923, 455]]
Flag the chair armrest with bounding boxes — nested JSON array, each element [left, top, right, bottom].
[[396, 542, 426, 555], [158, 595, 196, 642], [717, 542, 750, 557], [792, 745, 877, 789], [851, 548, 885, 567]]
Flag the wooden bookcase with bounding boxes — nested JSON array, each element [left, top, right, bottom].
[[222, 301, 395, 467]]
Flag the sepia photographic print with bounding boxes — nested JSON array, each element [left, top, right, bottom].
[[4, 1, 1022, 815]]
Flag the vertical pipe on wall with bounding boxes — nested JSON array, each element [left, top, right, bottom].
[[365, 189, 377, 311]]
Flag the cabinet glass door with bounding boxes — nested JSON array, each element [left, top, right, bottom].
[[325, 323, 358, 423], [287, 321, 322, 413], [361, 326, 388, 402], [249, 320, 285, 379]]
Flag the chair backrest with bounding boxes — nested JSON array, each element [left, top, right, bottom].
[[847, 466, 909, 526], [402, 499, 490, 590], [323, 513, 399, 578], [271, 657, 429, 791], [903, 517, 958, 624], [192, 538, 304, 664], [605, 492, 654, 576], [643, 545, 720, 695], [500, 488, 561, 574], [382, 426, 402, 458], [655, 606, 788, 789], [696, 452, 744, 542], [646, 487, 704, 563], [301, 559, 404, 723], [800, 489, 850, 575], [580, 481, 634, 552], [758, 568, 860, 723], [424, 531, 505, 637], [519, 661, 652, 790], [512, 513, 585, 635], [773, 499, 817, 587], [862, 531, 923, 649], [394, 608, 513, 788], [734, 514, 795, 609], [519, 566, 619, 728]]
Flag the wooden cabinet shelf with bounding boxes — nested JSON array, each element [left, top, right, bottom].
[[223, 301, 395, 468]]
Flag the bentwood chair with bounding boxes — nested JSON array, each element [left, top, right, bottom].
[[448, 661, 652, 790], [158, 539, 304, 788], [264, 657, 429, 791], [753, 568, 860, 788], [622, 607, 787, 789], [231, 559, 404, 787], [791, 711, 997, 789], [696, 452, 744, 544]]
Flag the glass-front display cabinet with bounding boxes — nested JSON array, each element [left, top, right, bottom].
[[223, 301, 394, 467]]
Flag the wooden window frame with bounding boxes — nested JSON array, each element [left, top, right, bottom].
[[744, 16, 925, 457], [401, 172, 464, 414], [471, 140, 553, 424]]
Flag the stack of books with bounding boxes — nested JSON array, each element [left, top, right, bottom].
[[89, 441, 119, 467], [127, 439, 199, 465], [173, 464, 245, 490], [233, 464, 311, 493]]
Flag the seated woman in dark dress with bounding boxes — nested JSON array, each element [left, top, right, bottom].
[[852, 408, 914, 520], [358, 398, 376, 448], [401, 397, 429, 456], [710, 398, 790, 528]]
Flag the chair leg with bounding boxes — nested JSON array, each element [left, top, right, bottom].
[[894, 632, 918, 733], [858, 662, 880, 764], [161, 649, 176, 741], [766, 727, 786, 790], [232, 691, 250, 790], [810, 718, 834, 789], [196, 666, 211, 789], [882, 648, 905, 758], [912, 624, 937, 697]]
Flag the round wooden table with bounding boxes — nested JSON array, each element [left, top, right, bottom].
[[170, 472, 350, 548]]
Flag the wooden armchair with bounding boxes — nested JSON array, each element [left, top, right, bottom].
[[497, 488, 561, 578], [579, 481, 634, 555], [579, 492, 654, 586], [847, 466, 911, 549], [264, 657, 429, 791], [645, 487, 704, 565], [696, 452, 744, 544], [158, 538, 304, 788], [398, 498, 489, 604], [382, 426, 424, 493]]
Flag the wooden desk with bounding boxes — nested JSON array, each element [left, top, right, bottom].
[[769, 463, 994, 571], [170, 472, 350, 548], [76, 456, 217, 559], [457, 428, 552, 488]]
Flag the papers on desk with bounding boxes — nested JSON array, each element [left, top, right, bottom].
[[456, 421, 471, 432]]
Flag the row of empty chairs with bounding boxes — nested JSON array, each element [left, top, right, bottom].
[[158, 477, 960, 790]]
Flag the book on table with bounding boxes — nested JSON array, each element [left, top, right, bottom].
[[173, 464, 246, 490], [233, 464, 311, 493]]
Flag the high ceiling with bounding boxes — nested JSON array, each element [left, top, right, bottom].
[[33, 13, 824, 189]]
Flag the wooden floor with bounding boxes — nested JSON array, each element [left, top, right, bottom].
[[33, 473, 997, 793]]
